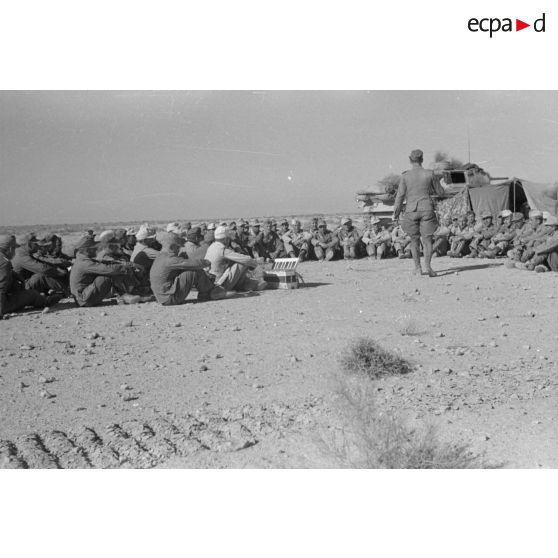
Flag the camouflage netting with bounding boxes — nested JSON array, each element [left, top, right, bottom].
[[435, 188, 470, 221]]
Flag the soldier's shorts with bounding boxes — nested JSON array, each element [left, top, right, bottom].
[[401, 210, 438, 239]]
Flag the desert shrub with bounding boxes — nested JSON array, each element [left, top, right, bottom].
[[328, 378, 495, 469], [339, 338, 412, 379], [396, 315, 423, 336]]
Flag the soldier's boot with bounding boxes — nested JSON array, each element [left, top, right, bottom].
[[534, 264, 548, 273]]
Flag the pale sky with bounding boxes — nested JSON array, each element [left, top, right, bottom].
[[2, 91, 558, 226]]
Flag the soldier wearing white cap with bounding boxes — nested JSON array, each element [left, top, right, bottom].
[[204, 226, 266, 292], [336, 217, 361, 259], [515, 213, 558, 271], [130, 224, 161, 290], [166, 222, 182, 235]]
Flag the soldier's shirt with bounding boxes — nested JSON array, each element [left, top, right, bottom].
[[12, 247, 65, 280], [149, 251, 206, 303], [394, 167, 444, 218], [69, 254, 130, 298]]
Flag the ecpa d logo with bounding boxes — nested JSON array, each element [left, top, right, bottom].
[[468, 13, 546, 37]]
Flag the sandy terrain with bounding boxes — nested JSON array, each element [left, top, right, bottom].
[[1, 256, 557, 468]]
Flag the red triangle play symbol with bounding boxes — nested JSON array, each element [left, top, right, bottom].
[[516, 19, 530, 31]]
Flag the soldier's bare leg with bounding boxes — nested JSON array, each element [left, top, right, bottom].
[[409, 237, 422, 274], [422, 235, 436, 277]]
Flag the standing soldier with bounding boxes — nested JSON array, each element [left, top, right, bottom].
[[336, 217, 362, 259], [311, 220, 339, 261], [393, 149, 445, 276]]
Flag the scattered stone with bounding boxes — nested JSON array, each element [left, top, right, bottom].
[[199, 365, 209, 372], [86, 332, 99, 340], [122, 320, 133, 327], [40, 389, 55, 399], [20, 345, 34, 351], [173, 322, 182, 327], [488, 341, 498, 348], [120, 384, 131, 391], [38, 375, 55, 384], [214, 354, 223, 359], [522, 345, 531, 351], [42, 307, 52, 314]]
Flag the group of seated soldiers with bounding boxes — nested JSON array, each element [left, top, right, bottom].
[[1, 208, 557, 318]]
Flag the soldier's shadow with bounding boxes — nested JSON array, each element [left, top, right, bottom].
[[435, 262, 504, 276], [299, 281, 333, 288]]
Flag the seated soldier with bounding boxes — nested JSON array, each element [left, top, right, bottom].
[[204, 223, 216, 245], [12, 234, 69, 296], [41, 233, 73, 270], [480, 210, 513, 258], [0, 235, 61, 319], [530, 214, 558, 272], [247, 220, 266, 260], [432, 216, 452, 257], [467, 211, 497, 258], [507, 210, 545, 265], [515, 213, 558, 271], [131, 224, 161, 288], [149, 232, 225, 305], [205, 226, 266, 292], [182, 227, 208, 260], [70, 237, 141, 307], [362, 217, 391, 259], [122, 227, 137, 259], [448, 213, 476, 257], [260, 219, 285, 261], [391, 223, 412, 258], [232, 220, 252, 256], [282, 219, 310, 261], [311, 220, 339, 261], [336, 217, 362, 259]]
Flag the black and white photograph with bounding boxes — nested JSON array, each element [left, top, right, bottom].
[[1, 90, 557, 470], [1, 1, 557, 556]]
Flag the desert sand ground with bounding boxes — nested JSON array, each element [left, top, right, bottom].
[[1, 255, 557, 468]]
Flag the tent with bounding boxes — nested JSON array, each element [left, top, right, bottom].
[[516, 179, 558, 217], [460, 179, 558, 218]]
